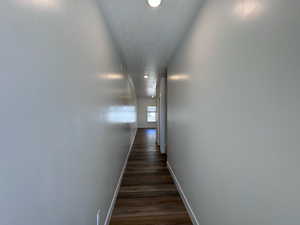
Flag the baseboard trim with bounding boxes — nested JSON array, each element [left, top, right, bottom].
[[167, 161, 200, 225], [104, 128, 137, 225]]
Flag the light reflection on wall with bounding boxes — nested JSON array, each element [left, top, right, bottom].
[[106, 106, 136, 124], [98, 73, 124, 80], [168, 74, 190, 81], [15, 0, 61, 10], [235, 0, 263, 18], [145, 77, 157, 97]]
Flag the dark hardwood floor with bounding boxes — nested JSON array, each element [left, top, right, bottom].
[[109, 128, 192, 225]]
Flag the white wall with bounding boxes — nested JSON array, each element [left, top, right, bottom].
[[167, 1, 300, 225], [0, 1, 137, 225], [159, 76, 167, 154], [137, 97, 157, 128]]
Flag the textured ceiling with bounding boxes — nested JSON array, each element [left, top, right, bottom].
[[98, 0, 203, 97]]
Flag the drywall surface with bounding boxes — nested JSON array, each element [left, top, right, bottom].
[[137, 97, 157, 128], [167, 1, 300, 225], [159, 76, 167, 154], [0, 1, 137, 225]]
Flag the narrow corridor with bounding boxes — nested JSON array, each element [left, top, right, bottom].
[[110, 129, 192, 225], [2, 1, 300, 225]]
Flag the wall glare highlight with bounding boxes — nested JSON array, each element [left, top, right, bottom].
[[98, 74, 124, 80], [106, 106, 136, 123], [16, 0, 61, 10], [235, 0, 263, 18], [168, 74, 190, 81]]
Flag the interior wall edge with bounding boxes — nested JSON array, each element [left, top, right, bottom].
[[167, 161, 200, 225]]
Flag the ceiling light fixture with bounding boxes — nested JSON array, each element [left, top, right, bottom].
[[144, 75, 149, 79], [147, 0, 162, 8]]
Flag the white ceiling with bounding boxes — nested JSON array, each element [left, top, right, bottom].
[[98, 0, 203, 98]]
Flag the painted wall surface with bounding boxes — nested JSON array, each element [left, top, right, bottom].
[[159, 77, 167, 154], [156, 82, 161, 145], [167, 1, 300, 225], [0, 1, 137, 225], [137, 97, 157, 128]]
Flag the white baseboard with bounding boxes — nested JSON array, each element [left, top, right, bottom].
[[167, 161, 200, 225], [104, 128, 137, 225]]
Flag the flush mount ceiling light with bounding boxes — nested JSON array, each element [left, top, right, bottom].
[[147, 0, 162, 8], [144, 74, 149, 79]]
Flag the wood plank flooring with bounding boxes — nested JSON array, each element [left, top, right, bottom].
[[110, 128, 192, 225]]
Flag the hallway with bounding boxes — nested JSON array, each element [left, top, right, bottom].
[[110, 129, 192, 225], [1, 1, 300, 225]]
